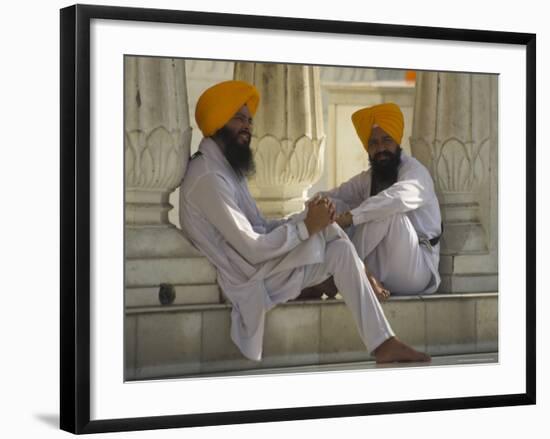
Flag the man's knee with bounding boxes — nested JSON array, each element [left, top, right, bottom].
[[327, 237, 358, 264], [323, 222, 350, 242], [370, 212, 412, 235], [386, 213, 417, 243], [390, 212, 410, 224], [351, 213, 415, 261]]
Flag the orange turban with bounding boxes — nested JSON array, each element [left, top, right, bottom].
[[351, 103, 404, 151], [195, 80, 260, 137]]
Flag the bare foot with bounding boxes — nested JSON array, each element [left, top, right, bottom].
[[365, 270, 390, 302], [374, 337, 431, 363], [371, 282, 390, 303]]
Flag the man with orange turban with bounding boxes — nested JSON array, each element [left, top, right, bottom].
[[314, 103, 442, 298], [180, 81, 430, 364]]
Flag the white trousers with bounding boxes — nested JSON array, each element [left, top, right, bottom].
[[299, 228, 395, 354], [350, 213, 432, 295]]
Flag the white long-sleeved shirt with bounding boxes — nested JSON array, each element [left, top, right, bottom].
[[179, 138, 327, 360], [317, 153, 442, 294], [320, 153, 442, 243]]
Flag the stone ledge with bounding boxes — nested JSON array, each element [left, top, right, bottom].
[[126, 284, 221, 307], [125, 292, 498, 380]]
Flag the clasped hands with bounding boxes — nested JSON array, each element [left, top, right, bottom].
[[304, 195, 353, 235], [302, 195, 389, 302]]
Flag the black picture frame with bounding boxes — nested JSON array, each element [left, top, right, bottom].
[[60, 3, 536, 434]]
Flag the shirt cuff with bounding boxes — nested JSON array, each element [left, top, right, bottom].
[[350, 207, 363, 225], [296, 220, 310, 241]]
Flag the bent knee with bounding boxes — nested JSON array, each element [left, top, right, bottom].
[[377, 212, 413, 232], [327, 235, 357, 257], [392, 212, 411, 223], [324, 222, 351, 242], [324, 236, 364, 275], [379, 212, 409, 225]]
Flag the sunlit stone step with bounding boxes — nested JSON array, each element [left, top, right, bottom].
[[125, 292, 497, 380]]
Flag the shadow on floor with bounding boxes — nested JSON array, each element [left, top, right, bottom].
[[34, 413, 59, 430]]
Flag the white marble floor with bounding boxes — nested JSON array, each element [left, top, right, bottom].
[[198, 352, 498, 378]]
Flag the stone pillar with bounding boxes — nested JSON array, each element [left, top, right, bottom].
[[410, 72, 498, 293], [234, 63, 326, 218], [125, 56, 218, 306]]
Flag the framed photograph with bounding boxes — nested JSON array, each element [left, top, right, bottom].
[[60, 4, 536, 434]]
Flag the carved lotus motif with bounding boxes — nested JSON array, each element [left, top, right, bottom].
[[125, 126, 192, 190], [410, 135, 489, 194], [250, 134, 325, 188], [435, 137, 489, 193]]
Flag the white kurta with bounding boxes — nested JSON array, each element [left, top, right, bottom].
[[318, 153, 442, 295], [179, 138, 394, 360]]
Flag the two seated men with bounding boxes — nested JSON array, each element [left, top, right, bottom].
[[180, 80, 441, 364]]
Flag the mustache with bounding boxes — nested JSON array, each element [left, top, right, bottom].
[[373, 150, 395, 160], [238, 130, 251, 142]]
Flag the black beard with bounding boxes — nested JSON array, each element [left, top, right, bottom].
[[217, 126, 256, 179], [369, 147, 402, 196]]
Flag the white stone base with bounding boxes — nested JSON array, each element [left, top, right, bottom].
[[126, 257, 216, 288], [439, 254, 498, 293], [125, 226, 202, 258]]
